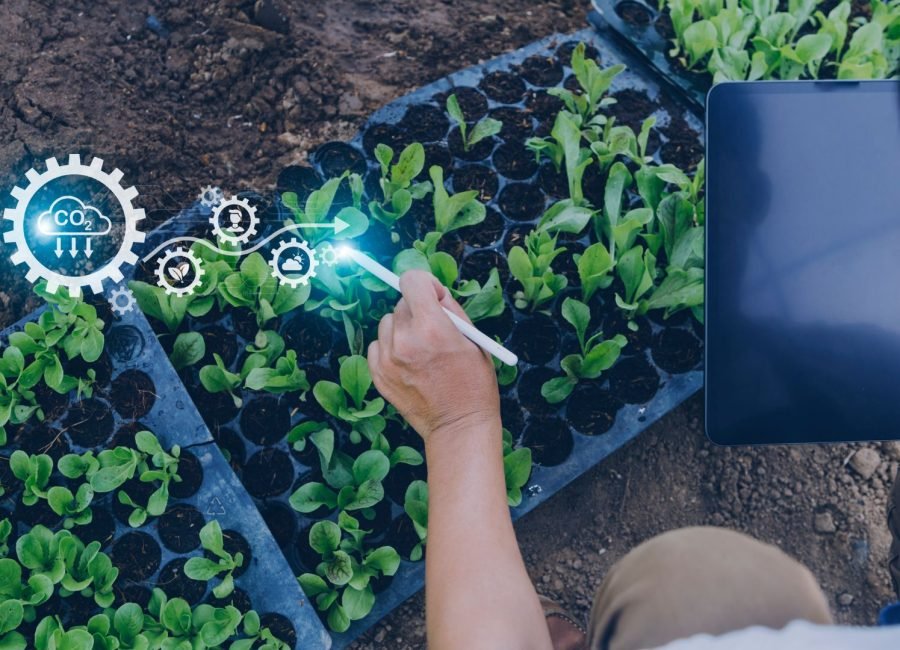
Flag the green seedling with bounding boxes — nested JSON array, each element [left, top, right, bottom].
[[218, 252, 311, 332], [549, 42, 624, 121], [57, 535, 117, 607], [290, 449, 391, 514], [403, 480, 428, 561], [369, 142, 433, 231], [614, 245, 657, 324], [313, 355, 386, 442], [0, 553, 55, 627], [429, 166, 486, 235], [231, 610, 292, 650], [507, 230, 568, 312], [502, 429, 533, 507], [47, 485, 94, 529], [282, 173, 369, 244], [576, 242, 615, 304], [9, 452, 52, 506], [0, 520, 11, 559], [184, 520, 244, 599], [446, 94, 502, 152], [168, 331, 206, 372], [287, 420, 336, 473], [144, 588, 242, 648], [541, 298, 628, 403]]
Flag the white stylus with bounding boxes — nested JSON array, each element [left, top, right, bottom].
[[338, 245, 519, 366]]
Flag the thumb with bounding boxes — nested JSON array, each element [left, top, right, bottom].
[[399, 270, 446, 319]]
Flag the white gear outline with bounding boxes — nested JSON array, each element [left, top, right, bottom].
[[318, 242, 339, 266], [2, 154, 146, 296], [269, 239, 318, 287], [154, 246, 206, 297], [210, 196, 259, 245], [198, 185, 224, 209], [109, 286, 136, 315]]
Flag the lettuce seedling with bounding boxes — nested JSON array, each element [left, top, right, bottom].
[[168, 331, 206, 372], [184, 520, 244, 599], [9, 452, 51, 506], [446, 94, 502, 152], [430, 166, 487, 235], [576, 242, 615, 303], [507, 230, 568, 312], [614, 246, 657, 324], [47, 484, 94, 529], [502, 429, 533, 506], [541, 298, 627, 403], [230, 610, 292, 650], [287, 420, 335, 471], [290, 449, 391, 514], [313, 355, 386, 441], [0, 519, 12, 558], [57, 534, 117, 607], [0, 554, 54, 626], [144, 588, 242, 649], [369, 142, 433, 231], [15, 526, 66, 586], [33, 616, 95, 650], [282, 173, 369, 245], [218, 252, 311, 332], [403, 480, 428, 561], [549, 42, 624, 121]]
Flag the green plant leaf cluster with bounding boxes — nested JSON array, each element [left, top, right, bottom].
[[184, 521, 244, 599], [501, 430, 532, 507], [369, 143, 434, 231], [446, 94, 503, 152], [508, 230, 568, 312]]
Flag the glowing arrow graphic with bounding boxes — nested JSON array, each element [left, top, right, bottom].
[[55, 238, 63, 258]]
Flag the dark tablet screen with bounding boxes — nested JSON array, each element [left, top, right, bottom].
[[705, 80, 900, 445]]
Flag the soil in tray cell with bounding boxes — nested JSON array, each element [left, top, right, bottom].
[[384, 461, 427, 505], [456, 205, 505, 249], [108, 421, 152, 449], [259, 501, 297, 549], [311, 141, 367, 177], [113, 478, 157, 525], [582, 164, 608, 210], [398, 104, 450, 143], [557, 241, 584, 289], [477, 302, 515, 344], [16, 498, 59, 528], [63, 591, 102, 626], [199, 324, 240, 367], [240, 395, 290, 446], [191, 386, 240, 429], [232, 308, 265, 342], [603, 312, 654, 354], [293, 524, 324, 571], [608, 355, 661, 404], [64, 350, 113, 387], [212, 427, 246, 472], [538, 163, 569, 199], [210, 530, 251, 578], [460, 249, 511, 287], [208, 587, 253, 613], [478, 70, 527, 104], [498, 183, 546, 222], [260, 613, 296, 649], [434, 86, 488, 119], [518, 54, 565, 87], [169, 450, 204, 499], [422, 142, 453, 175], [654, 10, 676, 40], [521, 416, 574, 467], [493, 140, 539, 181], [362, 123, 406, 157], [448, 126, 497, 162], [13, 424, 70, 460], [517, 366, 561, 417], [357, 499, 394, 538], [616, 0, 655, 25], [556, 41, 601, 63], [651, 328, 703, 374], [606, 89, 657, 135], [660, 114, 704, 171], [114, 584, 151, 609], [76, 505, 116, 549], [385, 514, 421, 561], [242, 448, 295, 499], [110, 369, 157, 420], [525, 89, 565, 121], [509, 313, 561, 366], [436, 231, 466, 260], [31, 383, 69, 423], [157, 558, 206, 605], [110, 531, 161, 582], [501, 396, 527, 435], [503, 223, 532, 255], [158, 504, 206, 553], [281, 313, 334, 363], [64, 398, 114, 448], [567, 382, 624, 435], [276, 165, 323, 202], [451, 164, 499, 203], [489, 107, 537, 142]]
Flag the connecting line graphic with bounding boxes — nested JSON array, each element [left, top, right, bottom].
[[140, 218, 348, 262]]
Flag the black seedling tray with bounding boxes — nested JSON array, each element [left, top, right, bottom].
[[589, 0, 710, 112], [0, 300, 328, 649]]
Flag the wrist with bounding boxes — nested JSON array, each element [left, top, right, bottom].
[[424, 411, 502, 455]]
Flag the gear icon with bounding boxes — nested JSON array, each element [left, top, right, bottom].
[[109, 286, 136, 316], [318, 242, 339, 267], [210, 196, 259, 245], [2, 154, 146, 296], [154, 246, 206, 297], [269, 239, 318, 287], [198, 185, 224, 209]]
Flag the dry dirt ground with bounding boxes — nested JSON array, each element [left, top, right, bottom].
[[0, 1, 896, 648]]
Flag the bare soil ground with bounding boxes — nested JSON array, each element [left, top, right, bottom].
[[0, 1, 896, 648]]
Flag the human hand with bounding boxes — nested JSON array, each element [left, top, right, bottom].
[[367, 270, 500, 445]]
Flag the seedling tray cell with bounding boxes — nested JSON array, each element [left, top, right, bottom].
[[1, 304, 328, 649]]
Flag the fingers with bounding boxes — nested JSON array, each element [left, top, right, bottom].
[[377, 313, 395, 358], [399, 270, 445, 319], [437, 290, 472, 325], [394, 297, 413, 325]]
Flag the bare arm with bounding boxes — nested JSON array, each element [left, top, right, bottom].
[[368, 271, 552, 650]]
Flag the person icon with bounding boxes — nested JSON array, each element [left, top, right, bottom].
[[226, 208, 245, 233]]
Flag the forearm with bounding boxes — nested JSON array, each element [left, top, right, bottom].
[[424, 416, 552, 650]]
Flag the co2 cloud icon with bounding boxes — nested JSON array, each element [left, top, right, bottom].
[[37, 195, 112, 237]]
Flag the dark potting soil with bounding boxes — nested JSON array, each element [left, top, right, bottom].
[[525, 89, 564, 120], [358, 499, 394, 538], [651, 328, 702, 374], [582, 164, 608, 210], [616, 0, 654, 25], [191, 387, 240, 429], [521, 416, 574, 467], [493, 140, 538, 180], [212, 427, 246, 472], [603, 312, 653, 353], [62, 592, 101, 626], [110, 531, 161, 582], [293, 524, 325, 571], [199, 325, 240, 367], [362, 123, 406, 156], [436, 232, 466, 260], [240, 395, 290, 446], [114, 584, 152, 609], [654, 10, 676, 40], [207, 587, 253, 614], [385, 515, 421, 561], [434, 86, 488, 119], [213, 530, 252, 578], [509, 313, 561, 366], [448, 127, 496, 162], [13, 424, 70, 461], [259, 613, 297, 649], [398, 104, 450, 143], [456, 206, 505, 249], [64, 398, 114, 448], [110, 370, 157, 420], [64, 350, 113, 387], [107, 421, 152, 450], [606, 89, 657, 137], [566, 382, 624, 435], [231, 308, 262, 342], [242, 448, 295, 498], [517, 54, 564, 87], [517, 366, 561, 417], [75, 505, 116, 548], [497, 183, 546, 222], [370, 571, 395, 595], [476, 303, 516, 345], [157, 558, 206, 605], [451, 164, 499, 202], [557, 242, 584, 288], [280, 314, 335, 363], [170, 451, 204, 499], [556, 41, 600, 63], [478, 70, 526, 104], [16, 498, 59, 528], [503, 223, 532, 255], [311, 141, 367, 177], [31, 384, 70, 423], [660, 114, 704, 171], [489, 107, 536, 141], [500, 396, 526, 435], [384, 461, 427, 505], [538, 163, 568, 199], [158, 504, 206, 553], [422, 143, 453, 176], [276, 165, 323, 202], [608, 355, 661, 404], [460, 250, 511, 287], [259, 501, 297, 549], [113, 478, 157, 526]]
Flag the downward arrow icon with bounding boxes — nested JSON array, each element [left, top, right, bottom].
[[55, 238, 63, 258], [69, 239, 78, 258], [84, 238, 93, 258]]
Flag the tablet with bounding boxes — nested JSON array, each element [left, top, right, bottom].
[[705, 80, 900, 445]]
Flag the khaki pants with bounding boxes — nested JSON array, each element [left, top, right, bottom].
[[586, 527, 834, 650]]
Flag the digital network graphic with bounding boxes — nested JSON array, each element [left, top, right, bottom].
[[2, 154, 146, 296]]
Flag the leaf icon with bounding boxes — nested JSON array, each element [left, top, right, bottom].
[[167, 262, 191, 283]]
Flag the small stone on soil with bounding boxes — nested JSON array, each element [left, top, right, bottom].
[[814, 511, 837, 534], [849, 448, 881, 480]]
